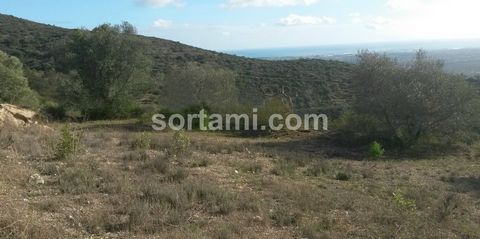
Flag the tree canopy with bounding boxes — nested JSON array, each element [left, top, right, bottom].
[[0, 50, 38, 108], [351, 50, 480, 146], [67, 22, 153, 119]]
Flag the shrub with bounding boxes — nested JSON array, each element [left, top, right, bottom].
[[124, 150, 149, 161], [144, 155, 169, 174], [270, 206, 300, 227], [369, 141, 385, 159], [241, 161, 263, 174], [166, 168, 189, 182], [58, 165, 97, 194], [189, 157, 210, 168], [132, 132, 151, 150], [168, 130, 191, 156], [335, 172, 351, 181], [270, 160, 297, 176], [304, 161, 331, 177], [393, 190, 416, 211], [53, 124, 80, 160], [183, 182, 237, 215], [333, 111, 383, 144]]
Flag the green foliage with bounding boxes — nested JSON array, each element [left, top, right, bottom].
[[132, 132, 151, 150], [0, 14, 354, 118], [168, 130, 191, 156], [369, 141, 385, 159], [257, 97, 292, 130], [53, 124, 80, 160], [162, 63, 238, 111], [335, 172, 351, 181], [0, 50, 39, 108], [351, 50, 480, 147], [67, 23, 153, 119], [393, 190, 417, 211], [333, 111, 383, 143]]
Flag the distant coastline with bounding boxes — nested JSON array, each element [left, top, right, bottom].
[[226, 39, 480, 59]]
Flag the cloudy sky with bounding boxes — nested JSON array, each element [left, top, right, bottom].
[[2, 0, 480, 51]]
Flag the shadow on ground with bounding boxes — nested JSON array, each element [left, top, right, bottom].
[[449, 177, 480, 198]]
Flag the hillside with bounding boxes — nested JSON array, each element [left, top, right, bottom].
[[0, 13, 353, 114]]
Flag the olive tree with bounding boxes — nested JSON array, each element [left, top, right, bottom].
[[68, 22, 152, 119], [352, 50, 479, 146], [162, 63, 238, 111]]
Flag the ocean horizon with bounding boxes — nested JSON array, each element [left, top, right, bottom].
[[227, 39, 480, 59]]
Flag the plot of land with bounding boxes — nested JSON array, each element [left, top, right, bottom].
[[0, 121, 479, 238]]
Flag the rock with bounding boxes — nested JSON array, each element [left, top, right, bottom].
[[29, 173, 45, 185], [0, 104, 38, 127]]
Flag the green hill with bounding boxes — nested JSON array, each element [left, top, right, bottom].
[[0, 13, 353, 114]]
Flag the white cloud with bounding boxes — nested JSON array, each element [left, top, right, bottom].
[[351, 14, 394, 30], [153, 19, 173, 28], [137, 0, 182, 7], [278, 14, 336, 26], [223, 0, 317, 8]]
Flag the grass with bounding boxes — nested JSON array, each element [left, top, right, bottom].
[[1, 121, 480, 238], [58, 164, 97, 194]]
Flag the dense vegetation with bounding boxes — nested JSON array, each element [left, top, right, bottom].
[[0, 50, 38, 107], [336, 51, 480, 149], [1, 13, 480, 150], [0, 13, 353, 117]]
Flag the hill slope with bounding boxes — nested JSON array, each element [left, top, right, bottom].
[[0, 13, 353, 113]]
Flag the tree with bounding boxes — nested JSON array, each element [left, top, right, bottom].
[[0, 50, 39, 108], [68, 22, 152, 119], [352, 50, 479, 146], [162, 63, 238, 111]]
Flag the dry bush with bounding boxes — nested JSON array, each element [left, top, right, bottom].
[[143, 155, 170, 174], [0, 122, 53, 157], [124, 150, 149, 161], [58, 164, 98, 194], [0, 206, 66, 239]]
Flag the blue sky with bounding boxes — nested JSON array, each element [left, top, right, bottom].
[[2, 0, 480, 51]]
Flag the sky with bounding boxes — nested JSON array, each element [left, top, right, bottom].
[[1, 0, 480, 51]]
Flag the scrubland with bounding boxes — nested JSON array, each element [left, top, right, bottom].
[[0, 121, 479, 239]]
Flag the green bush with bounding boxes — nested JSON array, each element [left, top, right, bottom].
[[393, 190, 416, 211], [369, 141, 385, 159], [53, 124, 80, 160], [132, 132, 151, 150], [168, 130, 191, 156], [333, 111, 384, 144], [0, 50, 39, 108], [335, 172, 351, 181]]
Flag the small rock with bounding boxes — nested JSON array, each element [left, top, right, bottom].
[[252, 215, 263, 222], [29, 174, 44, 185]]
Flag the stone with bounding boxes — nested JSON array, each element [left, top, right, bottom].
[[29, 173, 45, 185]]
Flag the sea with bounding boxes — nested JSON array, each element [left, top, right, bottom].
[[227, 39, 480, 59]]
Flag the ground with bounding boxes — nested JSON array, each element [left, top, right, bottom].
[[0, 121, 479, 239]]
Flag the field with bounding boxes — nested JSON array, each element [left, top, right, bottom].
[[1, 121, 479, 239]]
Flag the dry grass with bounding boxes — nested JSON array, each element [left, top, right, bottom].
[[0, 120, 479, 238]]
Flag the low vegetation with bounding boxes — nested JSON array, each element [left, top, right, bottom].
[[0, 122, 479, 238]]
